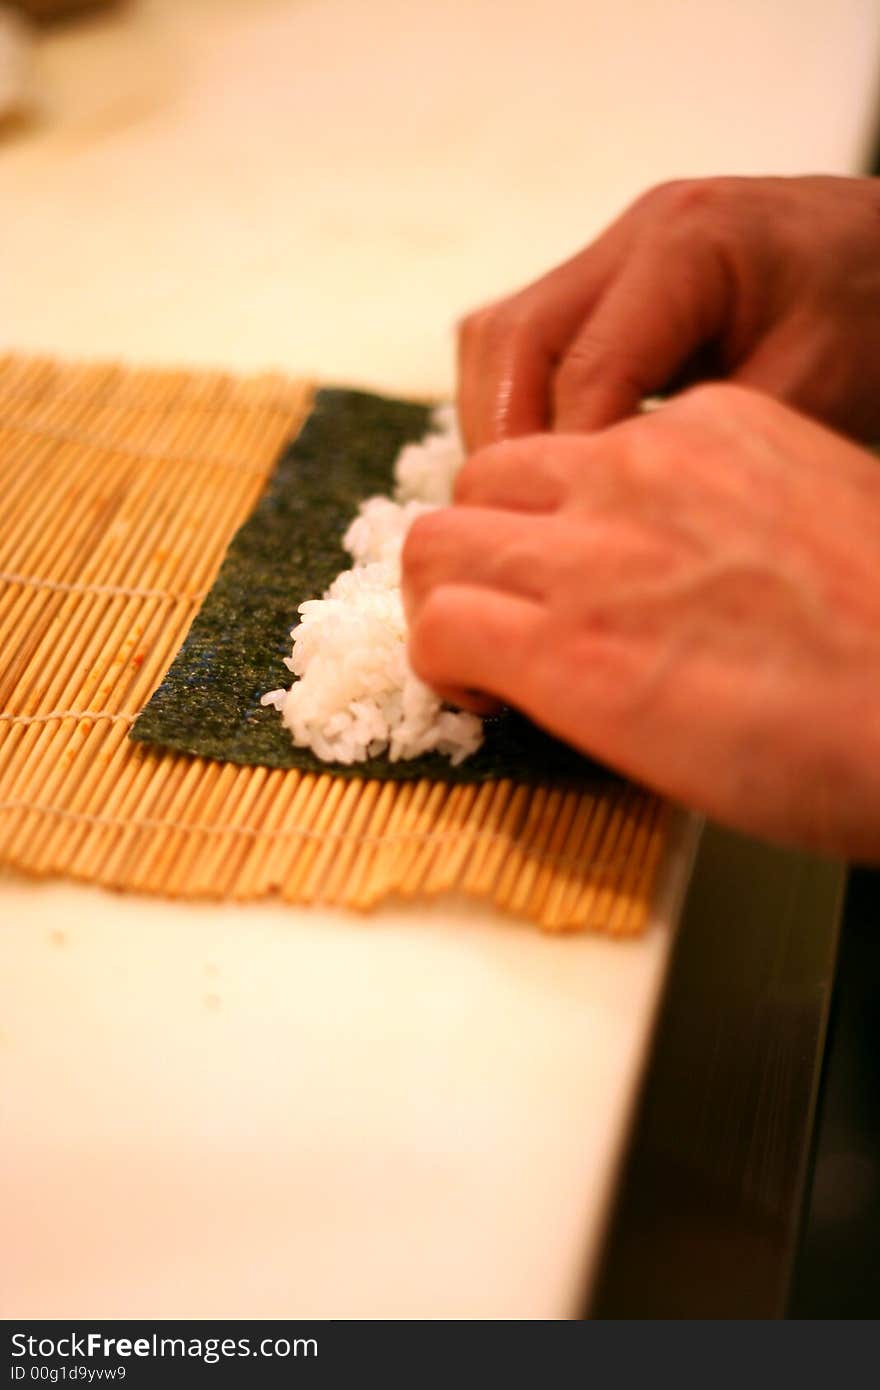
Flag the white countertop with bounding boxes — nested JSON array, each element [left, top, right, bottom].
[[0, 0, 876, 1320]]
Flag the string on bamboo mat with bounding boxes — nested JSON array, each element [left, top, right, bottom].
[[0, 355, 668, 931]]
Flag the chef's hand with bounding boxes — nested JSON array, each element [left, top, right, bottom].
[[403, 384, 880, 859], [458, 175, 880, 449]]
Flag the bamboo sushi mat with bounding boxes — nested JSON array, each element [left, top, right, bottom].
[[0, 355, 669, 932]]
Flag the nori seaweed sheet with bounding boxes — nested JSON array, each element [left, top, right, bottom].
[[131, 388, 610, 785]]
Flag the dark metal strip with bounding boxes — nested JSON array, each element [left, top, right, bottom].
[[587, 822, 845, 1318]]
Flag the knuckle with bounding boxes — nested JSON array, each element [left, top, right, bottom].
[[555, 343, 603, 396], [556, 336, 644, 401], [458, 296, 519, 342], [630, 179, 694, 216], [457, 305, 523, 379], [452, 442, 508, 503], [571, 420, 661, 500], [640, 178, 686, 205], [675, 380, 755, 419], [656, 177, 724, 219], [502, 294, 537, 335]]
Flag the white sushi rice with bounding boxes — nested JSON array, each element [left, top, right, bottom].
[[260, 406, 484, 766]]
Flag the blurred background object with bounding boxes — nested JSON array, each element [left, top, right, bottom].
[[789, 867, 880, 1317], [0, 4, 31, 120], [0, 0, 122, 126], [9, 0, 118, 19]]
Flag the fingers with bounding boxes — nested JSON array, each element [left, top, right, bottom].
[[452, 422, 661, 522], [729, 317, 866, 438], [457, 179, 740, 448], [402, 506, 559, 618], [552, 233, 731, 431], [453, 435, 572, 511], [402, 506, 552, 709], [408, 584, 545, 708], [424, 683, 502, 716], [457, 311, 556, 455], [456, 204, 642, 452]]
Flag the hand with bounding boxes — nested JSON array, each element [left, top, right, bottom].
[[403, 384, 880, 859], [458, 176, 880, 449]]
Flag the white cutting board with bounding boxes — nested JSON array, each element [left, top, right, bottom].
[[0, 0, 876, 1319]]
